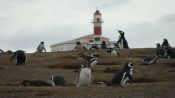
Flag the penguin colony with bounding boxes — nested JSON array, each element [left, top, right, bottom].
[[3, 31, 173, 87]]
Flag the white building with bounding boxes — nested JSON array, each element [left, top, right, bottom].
[[51, 9, 115, 52]]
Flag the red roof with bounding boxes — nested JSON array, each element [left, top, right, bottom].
[[75, 34, 108, 40]]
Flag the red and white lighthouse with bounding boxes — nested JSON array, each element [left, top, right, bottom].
[[92, 10, 103, 35]]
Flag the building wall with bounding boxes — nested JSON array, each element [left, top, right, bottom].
[[51, 43, 76, 52], [50, 36, 110, 52], [51, 42, 116, 52]]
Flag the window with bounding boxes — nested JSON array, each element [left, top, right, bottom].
[[89, 40, 93, 42], [95, 37, 100, 41], [97, 18, 100, 22]]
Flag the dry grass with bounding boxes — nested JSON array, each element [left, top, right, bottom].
[[0, 48, 175, 98]]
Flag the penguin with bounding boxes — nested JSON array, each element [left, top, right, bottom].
[[75, 61, 92, 87], [37, 41, 46, 53], [155, 43, 169, 58], [78, 53, 99, 69], [11, 50, 27, 65], [161, 39, 171, 49], [21, 75, 66, 87], [89, 44, 99, 50], [86, 53, 99, 69], [50, 75, 66, 86], [116, 30, 129, 49], [107, 62, 133, 87], [142, 56, 158, 65], [0, 49, 3, 52], [106, 48, 120, 56], [21, 80, 52, 86]]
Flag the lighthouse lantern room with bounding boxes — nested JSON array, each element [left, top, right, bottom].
[[92, 10, 103, 35]]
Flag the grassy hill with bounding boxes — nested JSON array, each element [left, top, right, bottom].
[[0, 48, 175, 98]]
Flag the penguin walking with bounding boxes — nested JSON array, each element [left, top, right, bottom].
[[116, 30, 129, 49], [11, 50, 27, 65], [107, 62, 133, 87], [142, 56, 158, 65], [106, 48, 120, 56], [75, 61, 92, 87]]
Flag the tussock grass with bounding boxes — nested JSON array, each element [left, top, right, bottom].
[[102, 67, 119, 73], [133, 78, 159, 83]]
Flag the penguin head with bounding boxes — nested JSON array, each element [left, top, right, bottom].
[[118, 30, 125, 35], [91, 53, 99, 58], [125, 62, 133, 75], [156, 43, 161, 48], [123, 62, 133, 70], [163, 38, 168, 42], [127, 62, 133, 68], [41, 41, 44, 44]]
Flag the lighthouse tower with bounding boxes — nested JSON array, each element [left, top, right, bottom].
[[92, 9, 103, 35], [50, 9, 110, 52]]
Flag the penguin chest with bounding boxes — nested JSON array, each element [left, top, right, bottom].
[[111, 50, 117, 55], [118, 40, 124, 48], [90, 60, 97, 68], [120, 72, 130, 86], [77, 68, 92, 86]]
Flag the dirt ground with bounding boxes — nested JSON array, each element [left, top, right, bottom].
[[0, 48, 175, 98]]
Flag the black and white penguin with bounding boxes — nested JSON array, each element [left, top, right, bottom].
[[37, 41, 46, 53], [50, 75, 66, 86], [80, 53, 99, 68], [89, 44, 99, 50], [107, 62, 133, 87], [142, 56, 158, 65], [0, 49, 4, 52], [116, 30, 129, 49], [21, 80, 52, 86], [11, 50, 27, 65], [86, 53, 99, 69], [75, 61, 92, 87], [155, 43, 170, 58], [106, 48, 120, 56], [161, 39, 171, 49]]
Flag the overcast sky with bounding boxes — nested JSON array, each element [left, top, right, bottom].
[[0, 0, 175, 52]]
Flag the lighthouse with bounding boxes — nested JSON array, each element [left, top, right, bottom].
[[51, 9, 110, 52], [92, 10, 103, 35]]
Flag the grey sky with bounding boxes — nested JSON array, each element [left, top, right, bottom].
[[0, 0, 174, 52]]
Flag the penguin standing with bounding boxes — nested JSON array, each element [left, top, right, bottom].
[[85, 53, 99, 69], [161, 39, 171, 49], [106, 48, 120, 56], [116, 30, 129, 49], [11, 50, 27, 65], [107, 62, 133, 87], [75, 61, 92, 87], [37, 41, 46, 53], [155, 43, 169, 58]]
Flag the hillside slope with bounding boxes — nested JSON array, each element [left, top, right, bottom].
[[0, 48, 175, 98]]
